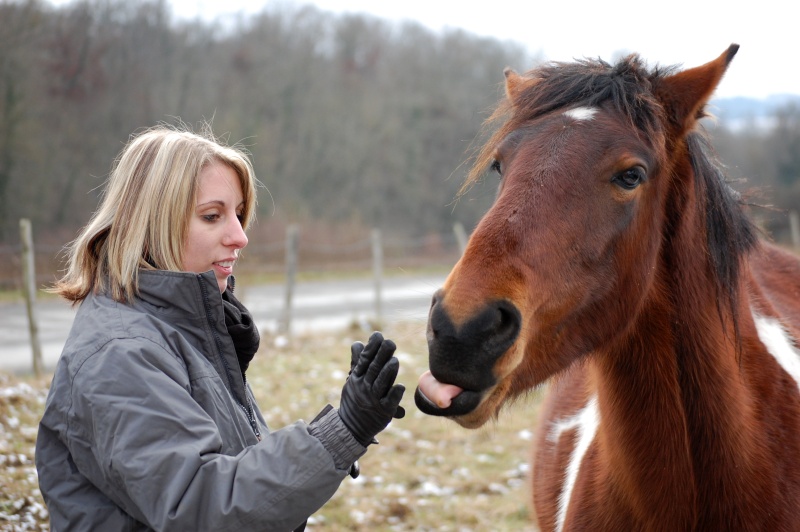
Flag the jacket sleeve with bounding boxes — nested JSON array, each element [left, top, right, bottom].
[[68, 336, 365, 531]]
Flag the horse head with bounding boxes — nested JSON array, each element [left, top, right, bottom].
[[416, 45, 740, 428]]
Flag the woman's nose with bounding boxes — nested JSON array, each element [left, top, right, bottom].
[[226, 217, 249, 249]]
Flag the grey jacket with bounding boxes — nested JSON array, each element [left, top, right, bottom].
[[35, 270, 366, 531]]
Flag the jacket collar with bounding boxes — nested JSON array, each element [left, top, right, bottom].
[[136, 269, 225, 318], [133, 270, 253, 417]]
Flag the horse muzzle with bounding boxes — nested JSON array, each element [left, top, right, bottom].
[[415, 290, 522, 419]]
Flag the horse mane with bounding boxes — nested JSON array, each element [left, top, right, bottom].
[[686, 131, 759, 349], [466, 53, 760, 344]]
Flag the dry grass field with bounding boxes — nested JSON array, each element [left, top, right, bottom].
[[0, 320, 545, 531]]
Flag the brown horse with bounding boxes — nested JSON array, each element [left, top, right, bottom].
[[415, 45, 800, 530]]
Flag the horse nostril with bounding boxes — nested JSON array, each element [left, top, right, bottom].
[[489, 301, 521, 348], [428, 289, 445, 337], [430, 289, 443, 309], [497, 305, 513, 331]]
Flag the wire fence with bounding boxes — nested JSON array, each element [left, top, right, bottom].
[[4, 208, 800, 295], [0, 226, 466, 294]]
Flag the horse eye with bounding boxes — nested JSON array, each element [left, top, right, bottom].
[[490, 159, 502, 176], [613, 167, 646, 190]]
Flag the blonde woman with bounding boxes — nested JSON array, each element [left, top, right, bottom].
[[35, 125, 405, 531]]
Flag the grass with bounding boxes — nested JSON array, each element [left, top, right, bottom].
[[0, 374, 50, 529], [0, 321, 544, 531]]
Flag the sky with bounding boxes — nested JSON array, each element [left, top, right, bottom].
[[148, 1, 798, 100]]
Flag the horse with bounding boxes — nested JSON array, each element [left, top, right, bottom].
[[414, 44, 800, 530]]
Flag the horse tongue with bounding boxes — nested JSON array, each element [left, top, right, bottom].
[[418, 370, 464, 409]]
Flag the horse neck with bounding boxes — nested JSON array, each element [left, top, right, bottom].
[[589, 207, 766, 525]]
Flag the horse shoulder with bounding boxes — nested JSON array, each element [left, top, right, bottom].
[[746, 242, 800, 385]]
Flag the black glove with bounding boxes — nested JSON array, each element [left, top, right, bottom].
[[339, 332, 405, 446]]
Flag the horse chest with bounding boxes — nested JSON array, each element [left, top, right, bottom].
[[546, 397, 600, 532]]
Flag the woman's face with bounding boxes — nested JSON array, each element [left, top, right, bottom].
[[183, 161, 248, 293]]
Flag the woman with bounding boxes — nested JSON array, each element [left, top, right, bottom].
[[35, 124, 405, 531]]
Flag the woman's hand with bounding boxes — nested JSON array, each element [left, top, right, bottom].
[[338, 332, 405, 446]]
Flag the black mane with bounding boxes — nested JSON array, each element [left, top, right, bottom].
[[514, 54, 668, 139], [688, 131, 759, 346]]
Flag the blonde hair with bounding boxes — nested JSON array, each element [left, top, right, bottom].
[[54, 124, 258, 304]]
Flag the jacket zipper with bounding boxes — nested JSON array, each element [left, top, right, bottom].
[[198, 276, 262, 440]]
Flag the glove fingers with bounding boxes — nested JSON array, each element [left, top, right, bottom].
[[371, 356, 399, 397], [349, 341, 364, 373], [354, 332, 384, 376], [380, 383, 406, 418], [365, 338, 396, 385]]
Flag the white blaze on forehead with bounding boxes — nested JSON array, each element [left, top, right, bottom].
[[563, 106, 598, 121], [548, 396, 600, 532], [754, 313, 800, 391]]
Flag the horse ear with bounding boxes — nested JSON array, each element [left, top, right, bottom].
[[504, 67, 534, 105], [656, 44, 739, 135]]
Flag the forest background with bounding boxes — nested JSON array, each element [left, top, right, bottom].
[[2, 0, 799, 287]]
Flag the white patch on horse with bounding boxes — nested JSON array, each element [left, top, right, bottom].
[[548, 396, 599, 532], [754, 313, 800, 390], [563, 107, 598, 121]]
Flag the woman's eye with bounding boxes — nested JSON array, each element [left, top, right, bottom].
[[612, 167, 646, 190], [490, 159, 502, 176], [203, 214, 220, 222]]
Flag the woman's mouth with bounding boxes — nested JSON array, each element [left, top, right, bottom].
[[213, 260, 235, 275]]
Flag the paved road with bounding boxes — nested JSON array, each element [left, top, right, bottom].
[[0, 274, 445, 374]]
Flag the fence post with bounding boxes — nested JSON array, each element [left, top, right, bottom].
[[278, 224, 298, 335], [372, 228, 383, 325], [453, 222, 468, 255], [19, 219, 43, 377], [790, 210, 800, 248]]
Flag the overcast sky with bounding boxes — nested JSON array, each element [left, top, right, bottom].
[[149, 1, 798, 100]]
